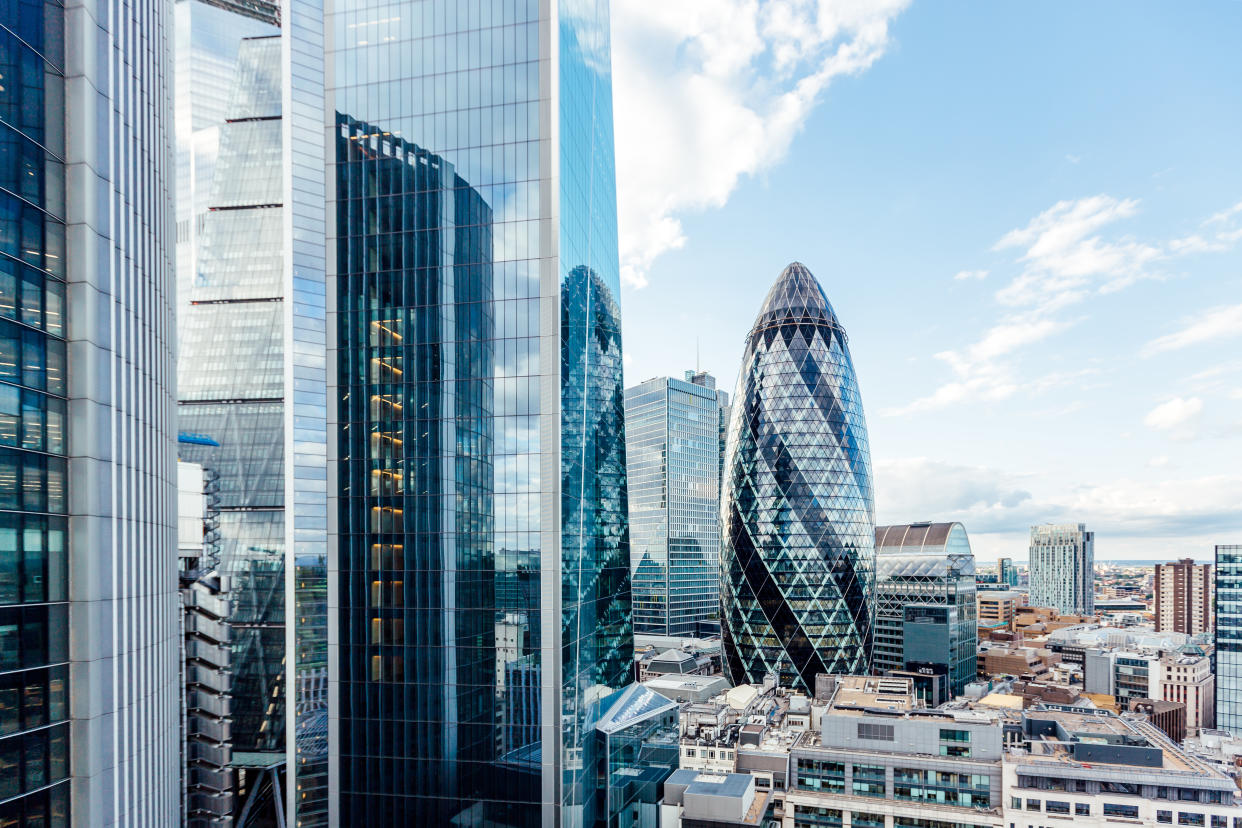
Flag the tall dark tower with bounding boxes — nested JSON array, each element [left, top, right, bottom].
[[720, 262, 875, 691]]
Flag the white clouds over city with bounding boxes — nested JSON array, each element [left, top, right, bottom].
[[611, 0, 910, 288]]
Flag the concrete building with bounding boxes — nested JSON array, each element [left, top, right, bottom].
[[1155, 558, 1213, 634], [660, 769, 769, 827], [1001, 708, 1238, 828], [978, 645, 1058, 681], [625, 371, 730, 636], [1029, 523, 1095, 615], [1084, 647, 1215, 739], [978, 592, 1024, 630]]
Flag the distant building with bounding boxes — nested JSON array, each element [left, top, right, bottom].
[[1216, 545, 1242, 734], [978, 591, 1025, 629], [1029, 523, 1095, 614], [874, 522, 977, 697], [999, 557, 1018, 586], [625, 371, 729, 636], [1155, 558, 1213, 634]]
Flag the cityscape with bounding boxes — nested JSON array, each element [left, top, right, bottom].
[[0, 1, 1239, 827]]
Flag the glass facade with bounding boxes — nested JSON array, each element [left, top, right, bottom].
[[720, 262, 875, 692], [1028, 523, 1094, 615], [0, 4, 70, 823], [327, 0, 631, 824], [625, 372, 728, 636], [874, 523, 977, 697], [1217, 545, 1242, 734], [176, 29, 287, 770]]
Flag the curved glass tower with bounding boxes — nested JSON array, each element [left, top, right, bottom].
[[721, 262, 875, 691]]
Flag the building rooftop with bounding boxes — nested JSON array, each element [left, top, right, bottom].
[[822, 675, 917, 714]]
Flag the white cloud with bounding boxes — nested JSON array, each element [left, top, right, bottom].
[[875, 456, 1242, 542], [1142, 302, 1242, 356], [611, 0, 910, 288], [1143, 396, 1203, 431], [953, 269, 988, 281], [891, 194, 1242, 414]]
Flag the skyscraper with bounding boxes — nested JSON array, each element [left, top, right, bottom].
[[625, 371, 730, 636], [2, 0, 180, 822], [326, 1, 632, 824], [874, 522, 977, 698], [998, 556, 1017, 587], [1028, 523, 1095, 615], [1155, 558, 1213, 634], [720, 262, 875, 692], [1216, 545, 1242, 735]]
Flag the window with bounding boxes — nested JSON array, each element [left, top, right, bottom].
[[1076, 804, 1090, 816], [1159, 813, 1174, 824], [1210, 817, 1226, 828], [1046, 801, 1069, 815], [857, 722, 894, 741], [1026, 799, 1041, 811], [940, 744, 970, 757], [1103, 804, 1140, 819], [684, 748, 695, 757], [939, 728, 970, 742], [1178, 815, 1205, 827], [1011, 797, 1021, 810]]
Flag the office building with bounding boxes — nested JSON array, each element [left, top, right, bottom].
[[998, 557, 1017, 587], [977, 591, 1024, 630], [874, 522, 977, 698], [326, 1, 634, 824], [625, 371, 729, 636], [720, 262, 875, 691], [1028, 523, 1095, 615], [1002, 708, 1238, 828], [1, 0, 181, 822], [1216, 545, 1242, 735], [1155, 558, 1213, 634]]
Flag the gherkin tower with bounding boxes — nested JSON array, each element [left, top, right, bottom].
[[721, 262, 875, 691]]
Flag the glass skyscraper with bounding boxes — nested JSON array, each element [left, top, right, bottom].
[[720, 262, 875, 692], [625, 371, 729, 636], [874, 522, 977, 698], [1217, 545, 1242, 735], [2, 0, 181, 822], [1028, 523, 1094, 615], [326, 0, 632, 824]]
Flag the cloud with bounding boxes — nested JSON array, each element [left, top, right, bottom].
[[953, 269, 988, 281], [611, 0, 910, 288], [1143, 396, 1203, 431], [875, 456, 1242, 542], [1142, 302, 1242, 356], [890, 194, 1242, 414]]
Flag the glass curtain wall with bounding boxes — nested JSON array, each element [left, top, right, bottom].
[[0, 4, 70, 824], [327, 0, 630, 824]]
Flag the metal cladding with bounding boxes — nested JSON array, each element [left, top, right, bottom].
[[721, 262, 875, 692]]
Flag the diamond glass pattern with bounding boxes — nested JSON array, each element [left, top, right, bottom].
[[721, 262, 875, 692]]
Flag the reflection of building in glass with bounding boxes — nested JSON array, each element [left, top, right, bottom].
[[333, 113, 496, 822], [176, 31, 289, 772], [721, 263, 875, 692], [1029, 523, 1094, 614], [174, 3, 329, 819], [874, 522, 978, 698], [2, 0, 180, 821], [326, 2, 633, 823], [1217, 545, 1242, 734], [625, 371, 730, 636]]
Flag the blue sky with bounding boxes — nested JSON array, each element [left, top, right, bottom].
[[611, 1, 1242, 561]]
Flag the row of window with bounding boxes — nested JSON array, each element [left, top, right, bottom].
[[0, 722, 67, 800], [0, 513, 67, 606]]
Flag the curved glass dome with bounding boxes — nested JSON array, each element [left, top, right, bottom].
[[720, 262, 875, 691]]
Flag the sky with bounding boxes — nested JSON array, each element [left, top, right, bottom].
[[610, 1, 1242, 562]]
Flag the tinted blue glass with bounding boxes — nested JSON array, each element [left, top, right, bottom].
[[721, 263, 875, 691], [0, 2, 70, 817], [1218, 546, 1242, 733]]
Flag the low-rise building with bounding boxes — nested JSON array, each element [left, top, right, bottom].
[[1002, 707, 1238, 828]]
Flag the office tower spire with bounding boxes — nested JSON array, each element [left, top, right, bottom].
[[720, 262, 876, 692]]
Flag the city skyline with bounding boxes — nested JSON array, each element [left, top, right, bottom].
[[614, 1, 1242, 563]]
